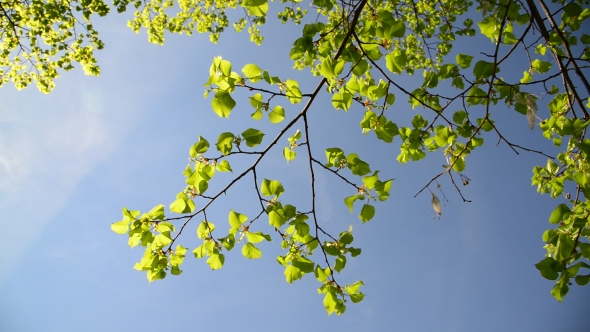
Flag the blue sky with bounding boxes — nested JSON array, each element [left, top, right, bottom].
[[1, 6, 589, 332]]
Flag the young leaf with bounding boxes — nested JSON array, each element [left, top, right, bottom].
[[242, 64, 263, 81], [111, 220, 129, 234], [190, 135, 210, 156], [242, 243, 262, 259], [228, 210, 248, 233], [359, 204, 375, 222], [283, 147, 296, 162], [269, 105, 285, 123], [246, 231, 268, 243], [350, 293, 365, 303], [206, 253, 225, 270], [211, 91, 236, 118], [315, 265, 328, 282], [216, 132, 235, 155], [284, 265, 303, 284], [261, 179, 285, 197], [344, 195, 358, 213], [549, 204, 571, 224], [197, 221, 216, 239], [242, 128, 265, 147], [215, 160, 233, 172], [456, 54, 473, 69], [335, 255, 347, 272]]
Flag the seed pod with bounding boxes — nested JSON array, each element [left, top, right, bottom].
[[431, 192, 441, 219]]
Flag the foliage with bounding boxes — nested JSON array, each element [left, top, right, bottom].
[[0, 0, 109, 92], [3, 0, 590, 315]]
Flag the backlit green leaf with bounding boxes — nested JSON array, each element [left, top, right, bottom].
[[242, 243, 262, 259], [197, 221, 215, 239], [269, 105, 285, 123], [211, 91, 236, 118], [206, 253, 225, 270], [359, 204, 375, 222], [242, 128, 265, 147], [285, 265, 303, 283]]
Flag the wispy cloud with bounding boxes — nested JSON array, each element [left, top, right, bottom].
[[0, 85, 129, 284]]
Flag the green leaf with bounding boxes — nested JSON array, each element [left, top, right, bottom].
[[294, 220, 310, 238], [344, 195, 359, 213], [335, 255, 346, 273], [319, 57, 335, 78], [532, 59, 551, 73], [269, 210, 288, 228], [456, 54, 473, 69], [385, 50, 407, 74], [111, 220, 129, 234], [361, 43, 382, 60], [346, 153, 371, 176], [242, 128, 265, 147], [477, 17, 497, 40], [285, 265, 303, 283], [549, 204, 571, 224], [453, 110, 467, 124], [215, 160, 233, 172], [170, 192, 194, 214], [147, 270, 166, 282], [249, 93, 263, 109], [153, 232, 172, 248], [344, 280, 364, 294], [313, 0, 333, 10], [242, 0, 268, 16], [555, 234, 574, 261], [520, 71, 532, 83], [339, 228, 354, 246], [242, 243, 262, 259], [292, 258, 314, 273], [206, 253, 225, 270], [215, 132, 234, 155], [242, 64, 262, 81], [246, 231, 269, 243], [190, 135, 209, 156], [261, 179, 285, 197], [535, 257, 560, 280], [473, 60, 497, 80], [283, 147, 296, 162], [575, 275, 590, 286], [211, 91, 236, 118], [567, 262, 590, 276], [219, 233, 235, 251], [350, 293, 365, 303], [325, 147, 345, 166], [269, 105, 285, 123], [315, 265, 329, 282], [352, 59, 368, 76], [389, 20, 406, 38], [323, 291, 345, 315], [171, 266, 182, 276], [551, 279, 569, 302], [229, 210, 248, 233], [332, 92, 353, 111], [148, 205, 165, 221], [359, 204, 375, 222], [348, 247, 361, 257], [197, 221, 215, 239], [285, 79, 302, 104], [128, 233, 141, 247]]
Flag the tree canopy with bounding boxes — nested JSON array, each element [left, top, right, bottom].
[[2, 0, 589, 315]]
